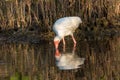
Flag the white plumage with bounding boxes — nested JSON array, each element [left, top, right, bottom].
[[53, 16, 82, 49]]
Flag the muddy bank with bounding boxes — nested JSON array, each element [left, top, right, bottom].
[[0, 25, 120, 43], [0, 28, 54, 43]]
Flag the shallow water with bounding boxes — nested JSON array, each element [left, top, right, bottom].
[[0, 38, 120, 80]]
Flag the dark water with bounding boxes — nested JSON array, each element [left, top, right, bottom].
[[0, 38, 120, 80]]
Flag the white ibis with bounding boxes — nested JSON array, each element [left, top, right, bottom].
[[53, 16, 82, 49]]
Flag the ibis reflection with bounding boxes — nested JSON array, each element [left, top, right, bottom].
[[55, 47, 85, 70]]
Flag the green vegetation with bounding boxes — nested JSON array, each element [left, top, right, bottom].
[[10, 72, 30, 80], [10, 72, 20, 80]]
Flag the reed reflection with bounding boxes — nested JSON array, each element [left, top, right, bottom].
[[55, 46, 85, 70]]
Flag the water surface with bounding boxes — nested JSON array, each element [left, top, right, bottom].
[[0, 38, 120, 80]]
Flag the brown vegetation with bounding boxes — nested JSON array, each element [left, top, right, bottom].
[[0, 0, 119, 31]]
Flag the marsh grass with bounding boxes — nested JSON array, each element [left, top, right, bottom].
[[0, 0, 119, 31], [0, 0, 120, 42]]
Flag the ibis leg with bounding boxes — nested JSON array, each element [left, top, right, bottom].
[[71, 34, 76, 47], [62, 37, 65, 45], [62, 37, 66, 51]]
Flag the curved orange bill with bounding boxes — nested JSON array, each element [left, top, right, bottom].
[[54, 40, 60, 49]]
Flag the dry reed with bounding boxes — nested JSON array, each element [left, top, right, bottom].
[[0, 0, 119, 31]]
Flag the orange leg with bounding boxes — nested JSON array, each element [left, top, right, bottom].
[[71, 34, 76, 47], [62, 37, 65, 45], [62, 37, 66, 51]]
